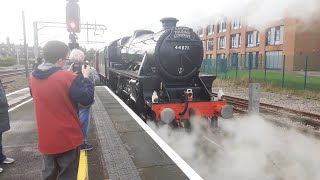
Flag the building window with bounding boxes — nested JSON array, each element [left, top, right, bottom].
[[266, 51, 283, 69], [218, 21, 226, 33], [231, 17, 241, 30], [230, 34, 241, 48], [218, 36, 226, 49], [245, 52, 259, 69], [246, 31, 259, 47], [266, 26, 284, 45], [206, 54, 213, 60], [206, 24, 214, 35], [217, 53, 225, 60], [197, 28, 203, 37], [230, 53, 240, 68], [275, 27, 281, 44], [267, 31, 271, 45], [207, 39, 214, 51]]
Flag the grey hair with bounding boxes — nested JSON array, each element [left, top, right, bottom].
[[69, 49, 85, 62]]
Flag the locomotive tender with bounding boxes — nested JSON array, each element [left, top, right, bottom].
[[95, 17, 233, 127]]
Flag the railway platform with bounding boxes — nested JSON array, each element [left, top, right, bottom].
[[0, 86, 198, 180]]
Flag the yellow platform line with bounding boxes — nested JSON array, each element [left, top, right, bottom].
[[77, 150, 89, 180]]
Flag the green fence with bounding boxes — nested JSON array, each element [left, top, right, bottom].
[[200, 54, 320, 91]]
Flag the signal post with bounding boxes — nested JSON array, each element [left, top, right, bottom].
[[66, 0, 80, 50]]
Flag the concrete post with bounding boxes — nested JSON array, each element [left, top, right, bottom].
[[33, 22, 39, 59], [22, 11, 29, 78], [248, 83, 260, 114]]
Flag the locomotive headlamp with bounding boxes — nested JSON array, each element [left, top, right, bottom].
[[187, 89, 193, 101], [218, 88, 225, 100], [152, 91, 159, 104]]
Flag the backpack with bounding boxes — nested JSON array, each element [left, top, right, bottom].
[[0, 79, 8, 106]]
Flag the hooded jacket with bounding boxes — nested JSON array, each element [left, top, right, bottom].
[[30, 63, 94, 155], [0, 80, 10, 133]]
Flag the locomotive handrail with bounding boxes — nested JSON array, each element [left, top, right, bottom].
[[179, 92, 189, 116], [116, 37, 157, 48], [165, 39, 202, 43]]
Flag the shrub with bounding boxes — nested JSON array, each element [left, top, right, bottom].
[[0, 57, 16, 66]]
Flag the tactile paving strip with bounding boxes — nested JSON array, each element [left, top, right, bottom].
[[92, 87, 142, 180]]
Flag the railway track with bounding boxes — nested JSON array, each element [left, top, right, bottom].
[[0, 69, 29, 78], [214, 93, 320, 129]]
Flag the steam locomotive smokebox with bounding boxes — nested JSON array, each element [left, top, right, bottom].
[[155, 21, 203, 80], [160, 17, 179, 30]]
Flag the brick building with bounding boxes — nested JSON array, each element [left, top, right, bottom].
[[196, 17, 320, 71]]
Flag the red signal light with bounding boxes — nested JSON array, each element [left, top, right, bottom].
[[67, 21, 80, 33], [66, 0, 80, 33], [70, 22, 76, 29]]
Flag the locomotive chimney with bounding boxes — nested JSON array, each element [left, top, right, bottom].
[[160, 17, 179, 30]]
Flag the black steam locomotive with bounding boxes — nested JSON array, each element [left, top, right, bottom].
[[95, 17, 233, 127]]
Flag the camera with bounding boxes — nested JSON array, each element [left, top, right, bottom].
[[72, 61, 81, 73], [72, 61, 88, 73]]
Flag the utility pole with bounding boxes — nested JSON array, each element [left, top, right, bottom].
[[33, 22, 39, 59], [22, 11, 29, 78], [86, 21, 89, 44], [16, 46, 19, 65]]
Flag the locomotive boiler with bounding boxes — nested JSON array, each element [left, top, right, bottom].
[[95, 17, 233, 127]]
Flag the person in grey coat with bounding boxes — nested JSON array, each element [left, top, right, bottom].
[[0, 79, 15, 173], [68, 49, 100, 151]]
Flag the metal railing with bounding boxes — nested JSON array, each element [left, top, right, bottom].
[[200, 54, 320, 91]]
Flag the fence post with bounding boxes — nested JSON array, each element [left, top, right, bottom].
[[304, 56, 308, 90], [249, 54, 251, 81], [215, 58, 217, 76], [236, 55, 238, 79], [264, 54, 267, 82], [225, 56, 227, 79], [282, 55, 286, 88]]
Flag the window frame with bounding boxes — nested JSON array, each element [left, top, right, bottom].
[[230, 34, 241, 49], [218, 21, 227, 33], [218, 36, 226, 49], [206, 24, 214, 35], [207, 38, 214, 51]]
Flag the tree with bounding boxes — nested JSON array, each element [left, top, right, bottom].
[[85, 48, 96, 62]]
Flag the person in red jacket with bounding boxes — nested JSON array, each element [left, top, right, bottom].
[[29, 40, 94, 180]]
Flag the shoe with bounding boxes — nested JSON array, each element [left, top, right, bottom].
[[80, 143, 93, 151], [1, 157, 14, 164], [0, 167, 3, 173]]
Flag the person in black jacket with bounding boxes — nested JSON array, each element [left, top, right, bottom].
[[0, 79, 15, 173], [68, 49, 100, 151]]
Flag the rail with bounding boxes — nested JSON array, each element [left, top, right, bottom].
[[0, 69, 31, 79], [213, 93, 320, 129]]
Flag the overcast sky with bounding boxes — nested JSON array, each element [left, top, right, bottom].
[[0, 0, 319, 49]]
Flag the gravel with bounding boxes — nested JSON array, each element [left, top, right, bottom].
[[213, 85, 320, 116], [2, 75, 29, 93]]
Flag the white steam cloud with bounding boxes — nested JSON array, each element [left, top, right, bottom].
[[94, 0, 320, 44], [177, 0, 320, 29], [149, 115, 320, 180]]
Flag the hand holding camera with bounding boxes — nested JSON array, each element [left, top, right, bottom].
[[82, 64, 91, 78]]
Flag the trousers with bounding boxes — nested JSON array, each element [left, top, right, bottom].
[[42, 146, 80, 180], [78, 106, 91, 143], [0, 133, 6, 162]]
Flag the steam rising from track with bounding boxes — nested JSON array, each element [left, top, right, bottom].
[[148, 115, 320, 180]]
